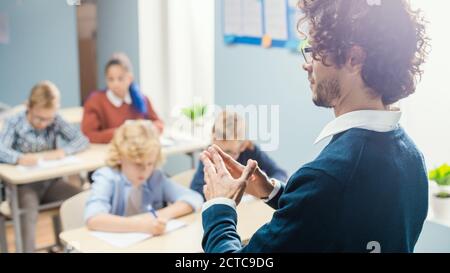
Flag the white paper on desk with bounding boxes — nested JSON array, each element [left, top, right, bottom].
[[16, 156, 81, 171], [264, 0, 288, 40], [241, 194, 257, 203], [160, 136, 175, 147], [89, 219, 187, 248]]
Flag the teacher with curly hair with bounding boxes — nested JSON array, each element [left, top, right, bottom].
[[200, 0, 430, 253]]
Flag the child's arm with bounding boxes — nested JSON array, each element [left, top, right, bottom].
[[85, 168, 166, 234], [159, 171, 204, 219], [144, 97, 164, 134], [55, 115, 90, 155], [40, 149, 66, 161], [87, 213, 166, 235], [0, 117, 25, 164], [156, 201, 194, 220]]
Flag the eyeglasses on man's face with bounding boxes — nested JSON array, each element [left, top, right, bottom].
[[300, 39, 313, 64]]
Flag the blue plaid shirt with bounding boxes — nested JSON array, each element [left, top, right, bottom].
[[0, 111, 89, 164]]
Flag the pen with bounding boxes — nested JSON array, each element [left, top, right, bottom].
[[147, 204, 158, 218]]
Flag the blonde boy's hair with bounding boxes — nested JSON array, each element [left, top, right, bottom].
[[106, 120, 164, 169], [28, 81, 60, 109], [212, 111, 246, 141]]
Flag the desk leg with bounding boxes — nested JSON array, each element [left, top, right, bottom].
[[0, 214, 7, 253], [0, 182, 2, 202], [8, 184, 23, 253], [187, 152, 196, 169]]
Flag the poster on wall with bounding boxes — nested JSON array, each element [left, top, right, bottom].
[[222, 0, 305, 50]]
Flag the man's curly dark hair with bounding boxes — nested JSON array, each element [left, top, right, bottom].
[[298, 0, 430, 105]]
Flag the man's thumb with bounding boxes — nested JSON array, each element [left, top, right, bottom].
[[240, 159, 257, 182]]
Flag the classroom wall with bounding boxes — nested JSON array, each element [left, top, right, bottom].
[[415, 221, 450, 253], [214, 3, 332, 175], [96, 0, 140, 89], [0, 0, 80, 108]]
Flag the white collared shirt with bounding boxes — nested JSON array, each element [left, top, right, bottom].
[[201, 109, 402, 213], [106, 90, 132, 108], [314, 110, 401, 144]]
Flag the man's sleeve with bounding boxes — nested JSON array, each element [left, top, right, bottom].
[[202, 167, 342, 253]]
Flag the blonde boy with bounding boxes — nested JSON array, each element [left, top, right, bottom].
[[85, 120, 203, 234], [0, 81, 89, 252]]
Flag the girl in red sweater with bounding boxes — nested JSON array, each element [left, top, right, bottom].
[[82, 53, 164, 143]]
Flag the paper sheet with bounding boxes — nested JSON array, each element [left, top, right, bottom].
[[241, 0, 263, 37], [89, 219, 187, 248], [264, 0, 288, 40], [223, 0, 242, 36], [241, 194, 257, 203], [16, 156, 81, 171], [160, 136, 175, 147]]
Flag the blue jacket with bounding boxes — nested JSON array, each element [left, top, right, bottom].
[[191, 144, 288, 200], [202, 128, 428, 253]]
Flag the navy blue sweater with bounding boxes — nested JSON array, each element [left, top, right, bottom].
[[190, 144, 288, 200], [202, 127, 428, 253]]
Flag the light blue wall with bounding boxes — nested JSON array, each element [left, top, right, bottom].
[[415, 221, 450, 253], [95, 0, 193, 176], [96, 0, 140, 89], [0, 0, 80, 108], [215, 4, 332, 175]]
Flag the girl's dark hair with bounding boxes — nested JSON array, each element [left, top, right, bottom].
[[298, 0, 430, 105], [105, 52, 133, 75], [104, 53, 148, 115]]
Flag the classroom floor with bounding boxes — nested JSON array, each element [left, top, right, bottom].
[[4, 210, 61, 253]]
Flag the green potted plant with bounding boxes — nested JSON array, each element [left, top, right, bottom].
[[181, 104, 208, 136], [429, 164, 450, 220], [181, 104, 207, 122]]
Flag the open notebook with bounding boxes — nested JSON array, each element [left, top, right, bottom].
[[89, 219, 186, 248], [16, 156, 81, 171]]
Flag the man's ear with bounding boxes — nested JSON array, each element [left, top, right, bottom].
[[346, 45, 366, 74]]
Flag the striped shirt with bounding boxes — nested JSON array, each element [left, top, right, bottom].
[[0, 111, 89, 164]]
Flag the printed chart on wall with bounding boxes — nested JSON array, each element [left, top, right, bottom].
[[222, 0, 304, 50]]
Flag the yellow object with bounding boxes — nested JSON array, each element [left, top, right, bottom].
[[262, 35, 272, 48]]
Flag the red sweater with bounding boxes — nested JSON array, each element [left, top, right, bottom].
[[81, 91, 164, 144]]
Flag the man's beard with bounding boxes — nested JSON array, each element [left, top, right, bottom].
[[312, 78, 341, 108]]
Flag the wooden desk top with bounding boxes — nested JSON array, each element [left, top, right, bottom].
[[0, 138, 208, 185], [59, 199, 274, 253]]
